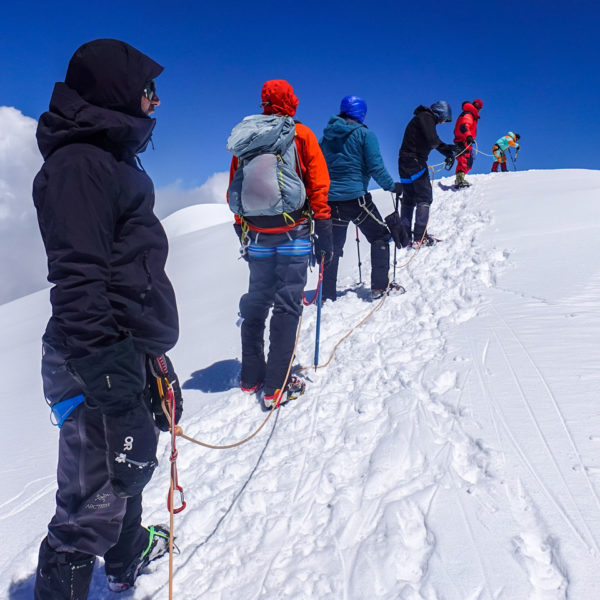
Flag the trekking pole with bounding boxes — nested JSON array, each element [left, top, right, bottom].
[[392, 192, 400, 286], [508, 148, 518, 171], [313, 256, 324, 371], [355, 226, 362, 285]]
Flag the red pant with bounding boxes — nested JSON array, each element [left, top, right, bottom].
[[455, 145, 473, 174]]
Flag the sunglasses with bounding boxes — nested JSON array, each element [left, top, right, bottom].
[[143, 80, 157, 101]]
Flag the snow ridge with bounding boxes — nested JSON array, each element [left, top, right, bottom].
[[132, 175, 559, 598], [9, 171, 600, 599]]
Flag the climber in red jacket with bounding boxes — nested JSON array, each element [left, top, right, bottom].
[[453, 99, 482, 188]]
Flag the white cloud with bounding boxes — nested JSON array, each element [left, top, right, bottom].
[[154, 171, 229, 219], [0, 106, 231, 305], [0, 107, 47, 305], [0, 107, 42, 223]]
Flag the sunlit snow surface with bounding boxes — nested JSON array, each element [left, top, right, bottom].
[[4, 169, 600, 599]]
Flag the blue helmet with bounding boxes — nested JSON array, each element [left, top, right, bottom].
[[430, 100, 452, 123], [340, 95, 367, 123]]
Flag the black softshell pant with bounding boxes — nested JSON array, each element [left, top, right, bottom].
[[322, 197, 390, 301], [399, 158, 433, 241], [240, 248, 309, 396], [34, 344, 152, 599]]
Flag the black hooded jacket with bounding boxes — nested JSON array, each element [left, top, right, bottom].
[[33, 39, 178, 359], [398, 106, 454, 172]]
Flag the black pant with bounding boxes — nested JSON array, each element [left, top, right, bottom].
[[322, 197, 390, 301], [34, 344, 154, 598], [399, 158, 433, 241], [239, 250, 309, 396]]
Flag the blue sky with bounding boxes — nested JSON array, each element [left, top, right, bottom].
[[2, 1, 599, 190]]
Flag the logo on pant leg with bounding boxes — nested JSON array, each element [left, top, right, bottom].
[[115, 436, 134, 462], [84, 492, 112, 510]]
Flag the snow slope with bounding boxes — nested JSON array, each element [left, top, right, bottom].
[[160, 203, 232, 239], [3, 169, 600, 599]]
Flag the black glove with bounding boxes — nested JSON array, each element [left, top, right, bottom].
[[233, 223, 249, 262], [444, 155, 455, 170], [313, 219, 333, 265], [384, 210, 411, 248], [466, 135, 475, 145], [147, 354, 183, 432], [392, 181, 403, 196], [67, 337, 158, 498]]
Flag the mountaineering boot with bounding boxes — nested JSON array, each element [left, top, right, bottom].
[[412, 233, 440, 248], [34, 537, 96, 600], [389, 282, 407, 295], [263, 374, 306, 408], [241, 382, 263, 394], [371, 282, 407, 301], [454, 171, 471, 188], [106, 525, 170, 592], [421, 233, 439, 247]]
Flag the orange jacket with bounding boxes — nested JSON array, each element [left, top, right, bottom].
[[229, 121, 330, 233]]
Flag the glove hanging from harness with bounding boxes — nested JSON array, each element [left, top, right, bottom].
[[384, 190, 411, 249]]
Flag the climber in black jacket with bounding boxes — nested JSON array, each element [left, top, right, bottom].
[[397, 101, 455, 246]]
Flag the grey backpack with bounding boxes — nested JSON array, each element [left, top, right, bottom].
[[226, 114, 306, 217]]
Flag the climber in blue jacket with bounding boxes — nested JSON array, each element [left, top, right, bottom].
[[320, 95, 401, 301]]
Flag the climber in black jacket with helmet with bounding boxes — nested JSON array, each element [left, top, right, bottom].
[[397, 101, 455, 246]]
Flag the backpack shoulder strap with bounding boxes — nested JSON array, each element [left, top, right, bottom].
[[292, 136, 304, 181]]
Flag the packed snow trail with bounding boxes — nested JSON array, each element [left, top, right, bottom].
[[109, 174, 554, 598], [6, 170, 600, 599]]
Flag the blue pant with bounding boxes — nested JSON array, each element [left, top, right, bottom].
[[240, 238, 311, 396]]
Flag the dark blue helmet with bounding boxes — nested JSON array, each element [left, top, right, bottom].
[[340, 95, 367, 123], [430, 100, 452, 123]]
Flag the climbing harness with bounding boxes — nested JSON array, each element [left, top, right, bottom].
[[399, 167, 427, 184], [357, 194, 387, 227]]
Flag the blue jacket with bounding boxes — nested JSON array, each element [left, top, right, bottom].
[[320, 116, 395, 202]]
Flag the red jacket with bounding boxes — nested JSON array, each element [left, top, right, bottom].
[[229, 80, 330, 233], [454, 102, 480, 144]]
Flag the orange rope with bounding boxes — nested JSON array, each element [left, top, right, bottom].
[[166, 315, 303, 450]]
